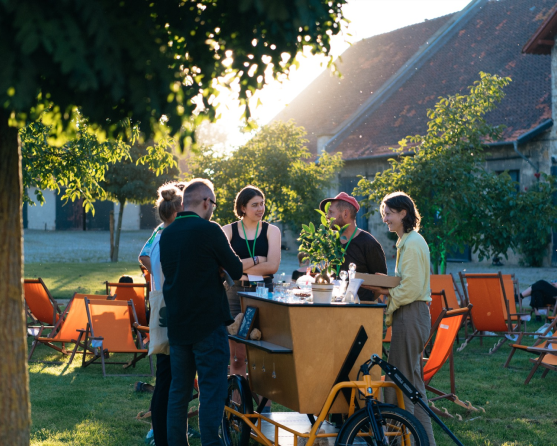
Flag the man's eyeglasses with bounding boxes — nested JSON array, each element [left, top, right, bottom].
[[204, 198, 217, 209]]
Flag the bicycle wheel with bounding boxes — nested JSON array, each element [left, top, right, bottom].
[[335, 406, 429, 446], [221, 375, 253, 446]]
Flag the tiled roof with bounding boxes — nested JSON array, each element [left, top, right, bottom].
[[274, 0, 553, 161], [271, 14, 455, 153], [334, 0, 554, 160], [523, 3, 557, 54]]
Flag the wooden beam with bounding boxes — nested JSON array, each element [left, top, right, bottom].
[[538, 39, 555, 47]]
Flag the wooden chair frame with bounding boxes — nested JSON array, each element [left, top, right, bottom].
[[80, 298, 153, 377], [524, 339, 557, 384], [503, 316, 557, 369]]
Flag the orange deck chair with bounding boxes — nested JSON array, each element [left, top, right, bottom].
[[458, 272, 536, 354], [28, 294, 96, 364], [422, 305, 480, 418], [105, 282, 149, 326], [523, 333, 557, 384], [24, 278, 63, 334], [431, 274, 466, 339], [504, 316, 557, 369], [81, 298, 153, 377], [501, 274, 529, 331]]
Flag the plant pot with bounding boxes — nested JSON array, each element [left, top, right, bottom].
[[311, 283, 334, 304]]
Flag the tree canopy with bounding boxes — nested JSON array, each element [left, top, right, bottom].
[[187, 120, 344, 230], [0, 2, 349, 443], [354, 73, 557, 272]]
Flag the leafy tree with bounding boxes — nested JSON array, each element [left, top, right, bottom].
[[21, 114, 176, 213], [187, 120, 344, 229], [354, 73, 519, 274], [514, 177, 557, 266], [0, 1, 347, 442], [101, 144, 179, 262]]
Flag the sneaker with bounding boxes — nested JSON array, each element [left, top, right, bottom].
[[505, 334, 518, 342], [144, 429, 155, 446], [483, 331, 497, 336]]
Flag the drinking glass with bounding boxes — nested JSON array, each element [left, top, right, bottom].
[[256, 282, 265, 296]]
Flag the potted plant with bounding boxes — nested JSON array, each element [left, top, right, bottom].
[[298, 202, 348, 303]]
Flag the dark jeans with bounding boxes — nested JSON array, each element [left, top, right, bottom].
[[152, 354, 172, 446], [531, 280, 557, 309], [167, 325, 229, 446]]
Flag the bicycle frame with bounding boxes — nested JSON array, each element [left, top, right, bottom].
[[224, 376, 406, 446]]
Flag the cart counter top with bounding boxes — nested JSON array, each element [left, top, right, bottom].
[[237, 291, 387, 308]]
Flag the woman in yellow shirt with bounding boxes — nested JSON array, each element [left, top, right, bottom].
[[366, 191, 435, 446]]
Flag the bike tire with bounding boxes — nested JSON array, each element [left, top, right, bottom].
[[220, 375, 254, 446], [335, 406, 429, 446]]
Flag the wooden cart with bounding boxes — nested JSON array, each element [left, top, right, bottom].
[[223, 292, 408, 446]]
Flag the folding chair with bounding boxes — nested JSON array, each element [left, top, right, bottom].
[[458, 272, 537, 354], [422, 305, 480, 418], [81, 298, 153, 377], [504, 316, 557, 369], [28, 294, 93, 364], [105, 282, 149, 326], [524, 336, 557, 384], [24, 278, 63, 334]]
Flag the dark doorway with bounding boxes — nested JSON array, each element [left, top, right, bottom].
[[85, 201, 114, 230], [55, 191, 84, 230], [339, 177, 369, 232], [140, 204, 159, 230]]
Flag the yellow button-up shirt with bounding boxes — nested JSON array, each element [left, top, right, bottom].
[[385, 230, 431, 326]]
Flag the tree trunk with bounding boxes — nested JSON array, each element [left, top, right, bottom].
[[0, 112, 30, 444], [111, 199, 125, 262], [109, 210, 114, 260]]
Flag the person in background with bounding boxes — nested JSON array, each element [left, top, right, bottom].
[[520, 280, 557, 321], [291, 251, 310, 283], [138, 183, 184, 446], [222, 185, 281, 378], [365, 191, 436, 446], [160, 179, 243, 446], [320, 192, 387, 300]]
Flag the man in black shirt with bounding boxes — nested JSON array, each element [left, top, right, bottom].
[[320, 192, 387, 301], [160, 178, 243, 446]]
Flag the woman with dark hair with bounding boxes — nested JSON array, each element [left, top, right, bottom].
[[223, 185, 281, 378], [365, 191, 436, 445]]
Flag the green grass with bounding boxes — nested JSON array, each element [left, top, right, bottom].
[[27, 263, 557, 445], [24, 262, 146, 299]]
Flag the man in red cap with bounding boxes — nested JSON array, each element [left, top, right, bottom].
[[320, 192, 387, 301]]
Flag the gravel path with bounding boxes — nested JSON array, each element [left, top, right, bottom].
[[24, 230, 555, 289]]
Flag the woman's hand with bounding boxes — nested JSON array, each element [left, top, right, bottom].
[[361, 285, 390, 297]]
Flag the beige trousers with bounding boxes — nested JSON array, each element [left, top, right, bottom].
[[385, 300, 436, 445]]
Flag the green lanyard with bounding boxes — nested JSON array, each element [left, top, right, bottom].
[[336, 226, 358, 275], [241, 220, 259, 258], [174, 214, 200, 221]]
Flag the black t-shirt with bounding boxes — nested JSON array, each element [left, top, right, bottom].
[[339, 230, 387, 301]]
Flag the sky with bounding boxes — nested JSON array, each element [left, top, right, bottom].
[[200, 0, 472, 150]]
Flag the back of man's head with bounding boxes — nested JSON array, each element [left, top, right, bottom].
[[182, 178, 214, 209]]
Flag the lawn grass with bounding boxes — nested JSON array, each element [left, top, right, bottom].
[[29, 321, 557, 446], [24, 262, 145, 299], [26, 263, 557, 445]]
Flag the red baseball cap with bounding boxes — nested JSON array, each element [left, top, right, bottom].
[[319, 192, 360, 213]]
